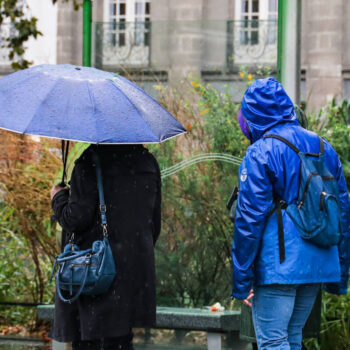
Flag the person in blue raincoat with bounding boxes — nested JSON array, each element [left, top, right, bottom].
[[232, 78, 350, 350]]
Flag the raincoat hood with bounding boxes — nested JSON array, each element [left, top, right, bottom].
[[241, 77, 297, 142]]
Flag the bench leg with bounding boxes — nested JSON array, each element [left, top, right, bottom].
[[144, 328, 151, 343], [207, 332, 222, 350], [52, 340, 65, 350], [52, 341, 71, 350], [226, 332, 250, 350], [174, 329, 187, 344]]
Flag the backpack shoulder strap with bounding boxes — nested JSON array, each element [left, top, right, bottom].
[[264, 134, 300, 154], [319, 136, 325, 155]]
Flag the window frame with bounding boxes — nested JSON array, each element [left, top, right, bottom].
[[104, 0, 151, 47], [235, 0, 272, 46]]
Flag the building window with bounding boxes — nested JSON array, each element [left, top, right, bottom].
[[107, 0, 150, 48], [102, 0, 151, 66], [134, 1, 151, 46], [231, 0, 278, 66], [108, 0, 126, 47], [267, 0, 278, 44], [240, 0, 260, 45]]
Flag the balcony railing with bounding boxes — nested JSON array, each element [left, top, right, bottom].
[[227, 20, 277, 67], [92, 20, 277, 72], [93, 21, 151, 68]]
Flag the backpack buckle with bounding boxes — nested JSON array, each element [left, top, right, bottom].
[[280, 200, 288, 210]]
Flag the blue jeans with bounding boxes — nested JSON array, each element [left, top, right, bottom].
[[252, 284, 320, 350]]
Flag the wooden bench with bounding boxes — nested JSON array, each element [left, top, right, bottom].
[[37, 305, 250, 350]]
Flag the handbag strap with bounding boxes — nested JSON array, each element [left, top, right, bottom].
[[91, 150, 108, 237], [68, 149, 108, 243]]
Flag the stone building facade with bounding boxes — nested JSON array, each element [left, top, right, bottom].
[[0, 0, 350, 111], [302, 0, 350, 110]]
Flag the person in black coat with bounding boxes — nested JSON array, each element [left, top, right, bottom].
[[49, 144, 161, 350]]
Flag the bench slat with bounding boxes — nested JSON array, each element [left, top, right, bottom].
[[38, 305, 241, 332]]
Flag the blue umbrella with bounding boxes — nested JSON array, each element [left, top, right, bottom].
[[0, 64, 186, 185], [0, 64, 186, 144]]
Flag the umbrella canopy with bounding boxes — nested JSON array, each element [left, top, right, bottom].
[[0, 64, 186, 144]]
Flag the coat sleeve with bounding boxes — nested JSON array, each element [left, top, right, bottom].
[[152, 158, 162, 246], [323, 157, 350, 295], [232, 146, 274, 300], [52, 160, 98, 235]]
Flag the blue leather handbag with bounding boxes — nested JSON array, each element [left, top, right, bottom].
[[50, 151, 116, 303]]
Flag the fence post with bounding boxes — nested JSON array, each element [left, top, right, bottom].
[[83, 0, 92, 67], [277, 0, 302, 104]]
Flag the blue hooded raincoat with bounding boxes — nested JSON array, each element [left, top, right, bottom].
[[232, 78, 350, 300]]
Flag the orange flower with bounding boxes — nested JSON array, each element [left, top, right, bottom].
[[200, 108, 210, 116], [239, 72, 245, 79], [247, 74, 253, 81], [186, 123, 193, 131]]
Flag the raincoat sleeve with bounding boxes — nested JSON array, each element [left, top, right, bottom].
[[232, 145, 274, 300], [323, 157, 350, 295], [52, 160, 98, 235]]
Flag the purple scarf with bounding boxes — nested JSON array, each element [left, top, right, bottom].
[[238, 109, 251, 140]]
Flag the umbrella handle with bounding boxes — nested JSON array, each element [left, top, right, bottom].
[[60, 140, 70, 186]]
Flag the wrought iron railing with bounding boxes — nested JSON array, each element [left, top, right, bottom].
[[93, 21, 151, 68], [92, 20, 277, 71], [227, 20, 277, 68]]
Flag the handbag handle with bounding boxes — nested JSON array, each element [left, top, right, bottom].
[[56, 262, 90, 304]]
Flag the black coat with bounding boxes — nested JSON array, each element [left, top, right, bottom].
[[50, 145, 161, 342]]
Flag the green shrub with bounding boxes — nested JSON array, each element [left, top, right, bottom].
[[305, 99, 350, 350], [309, 98, 350, 186], [152, 79, 246, 308], [0, 134, 59, 327]]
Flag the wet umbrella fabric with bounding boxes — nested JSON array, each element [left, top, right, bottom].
[[0, 64, 186, 144]]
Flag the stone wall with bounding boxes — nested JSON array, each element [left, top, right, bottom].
[[151, 0, 235, 85], [166, 0, 204, 85], [303, 0, 344, 111], [56, 1, 82, 65], [342, 0, 350, 99], [201, 0, 234, 72]]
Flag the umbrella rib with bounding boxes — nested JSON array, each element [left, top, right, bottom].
[[22, 78, 62, 135], [0, 71, 38, 94], [115, 75, 174, 116], [85, 80, 97, 141], [107, 79, 159, 141]]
